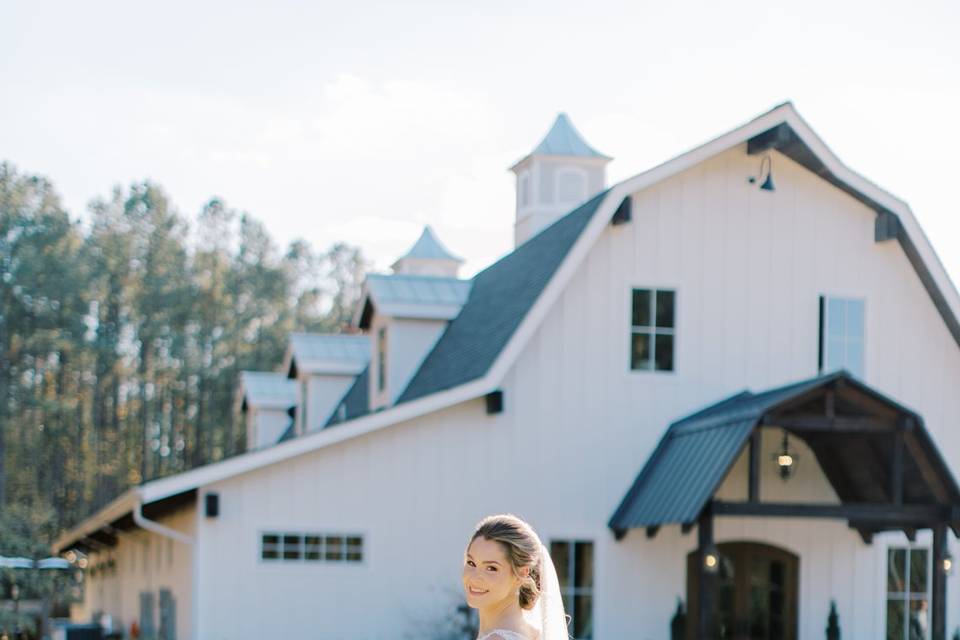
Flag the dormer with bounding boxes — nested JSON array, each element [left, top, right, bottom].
[[510, 113, 611, 247], [282, 333, 371, 436], [237, 371, 297, 450], [391, 226, 463, 278], [355, 228, 471, 411]]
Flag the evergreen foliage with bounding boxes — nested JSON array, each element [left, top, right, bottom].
[[0, 161, 368, 542]]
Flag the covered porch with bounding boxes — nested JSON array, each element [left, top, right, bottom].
[[609, 371, 960, 639]]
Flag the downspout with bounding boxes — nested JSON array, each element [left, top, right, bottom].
[[133, 495, 197, 640], [133, 498, 193, 546]]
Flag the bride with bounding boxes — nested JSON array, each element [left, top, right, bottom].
[[461, 514, 570, 640]]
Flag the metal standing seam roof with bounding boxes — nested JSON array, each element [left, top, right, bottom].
[[398, 190, 609, 403], [531, 113, 610, 159], [288, 333, 370, 370], [366, 273, 473, 306], [397, 226, 464, 262], [239, 371, 297, 409], [607, 371, 960, 534]]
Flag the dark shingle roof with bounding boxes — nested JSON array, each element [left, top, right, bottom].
[[398, 190, 610, 403], [325, 366, 370, 428]]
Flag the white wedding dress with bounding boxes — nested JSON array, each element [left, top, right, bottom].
[[477, 631, 531, 640]]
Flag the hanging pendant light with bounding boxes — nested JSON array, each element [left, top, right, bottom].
[[774, 431, 797, 480]]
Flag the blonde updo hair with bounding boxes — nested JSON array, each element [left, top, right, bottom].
[[469, 514, 543, 610]]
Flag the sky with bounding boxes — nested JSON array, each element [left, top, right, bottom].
[[2, 0, 959, 280]]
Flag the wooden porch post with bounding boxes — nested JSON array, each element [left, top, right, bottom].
[[932, 523, 947, 640], [697, 506, 715, 640]]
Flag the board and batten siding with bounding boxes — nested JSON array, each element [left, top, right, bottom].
[[192, 142, 960, 639], [76, 505, 194, 640]]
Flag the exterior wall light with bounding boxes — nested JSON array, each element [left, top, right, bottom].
[[774, 432, 798, 480], [703, 545, 720, 573], [942, 553, 954, 575], [748, 154, 776, 192]]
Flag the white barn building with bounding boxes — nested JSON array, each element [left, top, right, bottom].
[[57, 103, 960, 640]]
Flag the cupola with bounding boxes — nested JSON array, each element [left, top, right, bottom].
[[510, 113, 611, 247], [391, 225, 463, 278]]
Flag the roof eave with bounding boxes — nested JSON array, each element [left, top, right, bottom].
[[53, 488, 142, 554]]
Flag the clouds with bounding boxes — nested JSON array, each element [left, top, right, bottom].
[[1, 0, 958, 282]]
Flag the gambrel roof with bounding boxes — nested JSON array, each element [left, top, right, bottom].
[[54, 102, 960, 552], [400, 191, 606, 402]]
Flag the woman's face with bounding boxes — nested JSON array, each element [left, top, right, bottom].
[[462, 536, 523, 609]]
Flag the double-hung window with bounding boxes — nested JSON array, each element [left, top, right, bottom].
[[630, 288, 675, 371], [886, 547, 929, 639], [819, 296, 865, 378], [550, 540, 594, 639]]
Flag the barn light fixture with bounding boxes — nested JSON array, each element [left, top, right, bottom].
[[703, 544, 720, 573], [774, 432, 797, 480], [748, 154, 776, 192], [942, 552, 954, 575]]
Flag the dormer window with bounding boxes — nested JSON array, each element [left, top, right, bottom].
[[377, 327, 387, 393], [519, 171, 530, 208]]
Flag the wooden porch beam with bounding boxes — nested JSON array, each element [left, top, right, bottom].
[[712, 500, 947, 524], [933, 523, 947, 640], [748, 429, 761, 502], [697, 507, 715, 639], [766, 415, 893, 432], [902, 432, 952, 503]]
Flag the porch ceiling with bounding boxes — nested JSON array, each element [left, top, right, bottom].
[[608, 371, 960, 539]]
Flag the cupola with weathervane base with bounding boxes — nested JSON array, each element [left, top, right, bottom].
[[510, 113, 611, 247]]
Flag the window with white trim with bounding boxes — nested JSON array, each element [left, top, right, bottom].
[[886, 546, 929, 639], [630, 288, 675, 371], [550, 540, 593, 639], [260, 532, 364, 563], [819, 296, 865, 378]]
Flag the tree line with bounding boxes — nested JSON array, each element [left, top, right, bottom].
[[0, 161, 367, 536]]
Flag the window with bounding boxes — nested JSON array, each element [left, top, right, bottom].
[[519, 171, 530, 207], [819, 296, 865, 378], [283, 534, 302, 560], [261, 534, 280, 560], [630, 288, 675, 371], [551, 540, 594, 639], [886, 547, 929, 640], [260, 532, 364, 564], [377, 327, 387, 393]]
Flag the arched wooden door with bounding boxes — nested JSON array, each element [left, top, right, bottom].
[[687, 542, 798, 640]]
